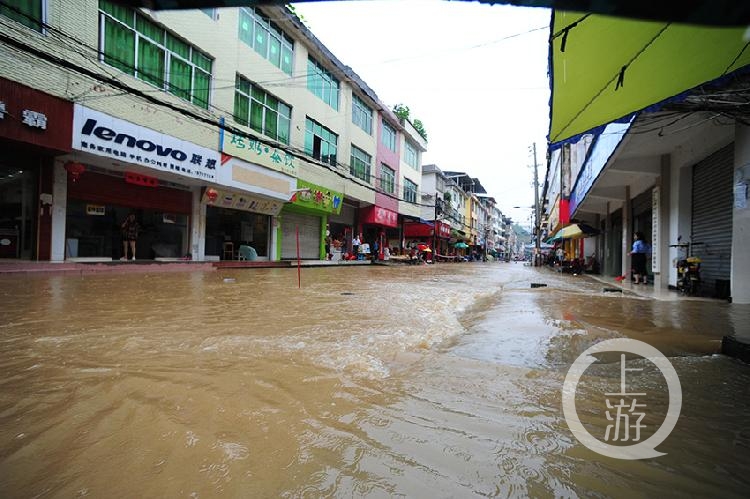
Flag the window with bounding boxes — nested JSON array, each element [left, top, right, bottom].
[[305, 118, 338, 166], [405, 141, 419, 170], [307, 57, 339, 110], [238, 7, 294, 75], [350, 146, 371, 183], [234, 75, 291, 144], [99, 1, 212, 109], [381, 122, 396, 152], [380, 164, 395, 194], [1, 0, 43, 31], [200, 8, 217, 20], [352, 94, 373, 135], [403, 178, 418, 203]]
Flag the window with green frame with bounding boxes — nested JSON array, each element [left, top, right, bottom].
[[380, 164, 395, 194], [200, 8, 217, 20], [304, 117, 338, 166], [99, 1, 212, 109], [350, 145, 372, 183], [352, 94, 373, 135], [403, 178, 418, 203], [1, 0, 43, 31], [238, 7, 294, 75], [307, 57, 339, 110], [381, 121, 396, 152], [405, 141, 419, 170], [234, 75, 291, 144]]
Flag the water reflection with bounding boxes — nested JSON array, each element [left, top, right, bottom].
[[0, 265, 748, 497]]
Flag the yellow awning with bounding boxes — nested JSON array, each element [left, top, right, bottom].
[[549, 11, 750, 146]]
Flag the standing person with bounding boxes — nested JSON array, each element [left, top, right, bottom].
[[120, 212, 140, 261], [352, 233, 361, 259], [628, 231, 648, 284], [324, 227, 332, 260], [555, 246, 565, 265]]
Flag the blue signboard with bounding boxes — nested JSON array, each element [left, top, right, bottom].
[[569, 120, 633, 215]]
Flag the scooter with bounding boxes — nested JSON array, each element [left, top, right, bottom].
[[670, 237, 703, 296]]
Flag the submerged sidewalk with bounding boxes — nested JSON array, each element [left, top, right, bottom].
[[583, 272, 719, 302], [578, 270, 750, 363], [0, 258, 374, 275]]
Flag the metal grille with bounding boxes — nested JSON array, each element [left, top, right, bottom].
[[691, 144, 733, 295]]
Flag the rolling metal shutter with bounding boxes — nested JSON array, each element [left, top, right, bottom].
[[691, 144, 733, 294], [328, 202, 356, 225], [281, 212, 321, 259]]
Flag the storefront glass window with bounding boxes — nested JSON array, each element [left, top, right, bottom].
[[205, 206, 270, 259], [0, 165, 38, 259], [65, 202, 188, 260]]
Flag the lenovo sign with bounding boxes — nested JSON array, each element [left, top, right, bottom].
[[72, 104, 219, 181]]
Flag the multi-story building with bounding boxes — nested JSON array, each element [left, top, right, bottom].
[[0, 2, 426, 262], [544, 71, 750, 303]]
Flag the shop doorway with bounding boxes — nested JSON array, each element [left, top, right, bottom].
[[205, 206, 270, 259], [0, 164, 38, 259]]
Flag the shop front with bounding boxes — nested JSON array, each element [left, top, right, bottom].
[[203, 188, 284, 260], [65, 170, 192, 259], [434, 221, 451, 256], [360, 205, 398, 260], [0, 77, 73, 260], [328, 199, 357, 259], [63, 104, 220, 261], [279, 179, 342, 260], [203, 155, 294, 260]]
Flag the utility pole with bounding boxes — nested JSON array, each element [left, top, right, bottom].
[[532, 142, 541, 266]]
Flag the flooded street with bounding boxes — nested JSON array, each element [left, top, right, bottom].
[[1, 264, 749, 498]]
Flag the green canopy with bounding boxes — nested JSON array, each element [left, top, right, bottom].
[[549, 11, 750, 146]]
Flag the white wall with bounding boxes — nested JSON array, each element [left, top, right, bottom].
[[667, 157, 693, 286], [190, 188, 206, 261], [732, 124, 750, 304], [50, 161, 68, 262]]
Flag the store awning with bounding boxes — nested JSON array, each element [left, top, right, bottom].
[[549, 11, 750, 147], [403, 222, 434, 238]]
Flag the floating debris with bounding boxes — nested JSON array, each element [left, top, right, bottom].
[[603, 287, 622, 293], [223, 278, 236, 283], [530, 283, 548, 288], [340, 292, 355, 295]]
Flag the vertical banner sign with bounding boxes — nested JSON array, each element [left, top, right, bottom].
[[651, 186, 660, 273]]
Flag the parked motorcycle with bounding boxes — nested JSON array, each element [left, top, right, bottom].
[[670, 238, 703, 296]]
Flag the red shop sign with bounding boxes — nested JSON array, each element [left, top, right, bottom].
[[125, 171, 159, 187], [436, 221, 451, 238], [361, 205, 398, 228]]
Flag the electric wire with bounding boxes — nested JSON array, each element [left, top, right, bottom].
[[0, 2, 512, 228]]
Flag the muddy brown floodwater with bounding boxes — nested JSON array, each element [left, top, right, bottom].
[[0, 264, 749, 498]]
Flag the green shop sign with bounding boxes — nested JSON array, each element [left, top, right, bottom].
[[290, 179, 342, 214]]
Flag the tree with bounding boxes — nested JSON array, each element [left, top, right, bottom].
[[392, 104, 427, 141]]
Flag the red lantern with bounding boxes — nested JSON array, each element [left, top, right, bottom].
[[64, 161, 86, 182], [206, 188, 219, 203]]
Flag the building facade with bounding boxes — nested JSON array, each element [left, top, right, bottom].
[[0, 2, 427, 262], [546, 73, 750, 304]]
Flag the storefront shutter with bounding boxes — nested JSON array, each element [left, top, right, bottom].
[[281, 212, 321, 259], [691, 144, 733, 295], [328, 202, 356, 225]]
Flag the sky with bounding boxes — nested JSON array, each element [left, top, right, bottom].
[[291, 0, 551, 228]]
